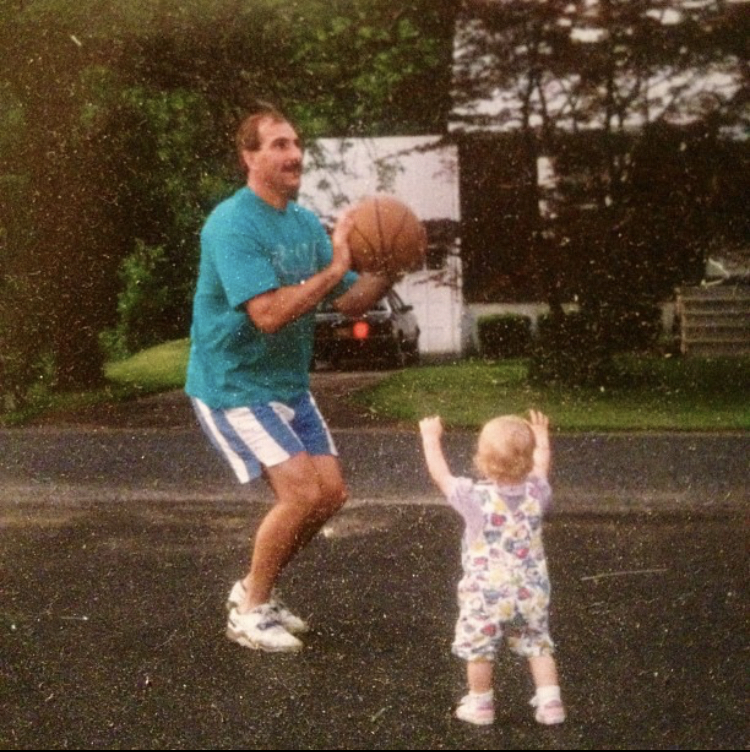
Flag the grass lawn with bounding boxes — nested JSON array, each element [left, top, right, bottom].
[[104, 338, 190, 391], [356, 357, 750, 432], [103, 341, 750, 432], [4, 339, 748, 431]]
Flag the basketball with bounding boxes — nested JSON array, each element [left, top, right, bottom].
[[342, 194, 427, 275]]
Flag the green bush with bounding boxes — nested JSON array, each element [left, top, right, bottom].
[[599, 302, 663, 353], [529, 312, 612, 386], [100, 241, 174, 357], [529, 301, 665, 387], [477, 314, 532, 358]]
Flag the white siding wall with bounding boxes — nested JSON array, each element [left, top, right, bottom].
[[301, 135, 464, 355]]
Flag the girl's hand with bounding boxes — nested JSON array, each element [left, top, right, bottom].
[[419, 416, 443, 441], [528, 409, 551, 478], [528, 409, 549, 433], [419, 416, 453, 495]]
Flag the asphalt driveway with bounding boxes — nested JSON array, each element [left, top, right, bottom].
[[1, 373, 748, 749]]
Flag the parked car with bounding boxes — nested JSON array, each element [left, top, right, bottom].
[[313, 290, 420, 370]]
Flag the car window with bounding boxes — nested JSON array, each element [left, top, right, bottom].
[[388, 291, 406, 312]]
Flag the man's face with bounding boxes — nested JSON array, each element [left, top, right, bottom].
[[245, 118, 303, 201]]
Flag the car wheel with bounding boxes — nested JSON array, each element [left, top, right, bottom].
[[383, 338, 407, 369], [406, 342, 420, 366]]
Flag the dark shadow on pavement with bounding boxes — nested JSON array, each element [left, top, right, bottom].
[[1, 500, 746, 749]]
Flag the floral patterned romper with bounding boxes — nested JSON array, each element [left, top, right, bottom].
[[449, 476, 556, 661]]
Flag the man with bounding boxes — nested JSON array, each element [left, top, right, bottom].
[[185, 106, 394, 652]]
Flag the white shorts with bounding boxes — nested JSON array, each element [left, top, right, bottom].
[[191, 392, 338, 484]]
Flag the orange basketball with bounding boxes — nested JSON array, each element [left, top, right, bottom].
[[343, 194, 427, 275]]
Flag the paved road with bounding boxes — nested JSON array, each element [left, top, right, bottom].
[[1, 386, 748, 749], [1, 424, 747, 513]]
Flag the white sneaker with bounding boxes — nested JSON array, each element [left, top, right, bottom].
[[530, 694, 566, 725], [226, 580, 310, 634], [454, 693, 495, 726], [226, 604, 303, 653], [226, 580, 246, 612]]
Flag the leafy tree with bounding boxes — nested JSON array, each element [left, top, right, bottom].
[[287, 1, 455, 136], [0, 10, 122, 397], [1, 0, 457, 410], [84, 75, 230, 356], [453, 0, 748, 384]]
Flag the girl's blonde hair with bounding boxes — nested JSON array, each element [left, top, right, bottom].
[[474, 415, 535, 484]]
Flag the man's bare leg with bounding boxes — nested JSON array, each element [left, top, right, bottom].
[[237, 453, 347, 613]]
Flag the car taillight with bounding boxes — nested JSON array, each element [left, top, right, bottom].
[[352, 321, 370, 340]]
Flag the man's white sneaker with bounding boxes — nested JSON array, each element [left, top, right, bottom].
[[226, 580, 310, 634], [269, 593, 310, 635], [226, 580, 245, 612], [226, 604, 303, 653]]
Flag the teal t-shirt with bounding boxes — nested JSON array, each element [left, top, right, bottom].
[[185, 187, 355, 407]]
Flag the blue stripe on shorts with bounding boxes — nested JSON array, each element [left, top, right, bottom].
[[190, 393, 337, 484]]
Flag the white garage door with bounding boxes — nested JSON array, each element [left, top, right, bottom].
[[396, 257, 463, 355]]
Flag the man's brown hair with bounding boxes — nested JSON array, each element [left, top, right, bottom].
[[235, 104, 294, 175]]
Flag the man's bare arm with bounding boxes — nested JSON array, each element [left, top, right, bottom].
[[246, 211, 354, 333], [330, 272, 396, 318], [246, 263, 348, 334]]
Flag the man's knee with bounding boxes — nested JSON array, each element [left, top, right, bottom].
[[312, 479, 348, 519], [285, 477, 347, 519], [267, 453, 348, 518], [328, 482, 348, 513]]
